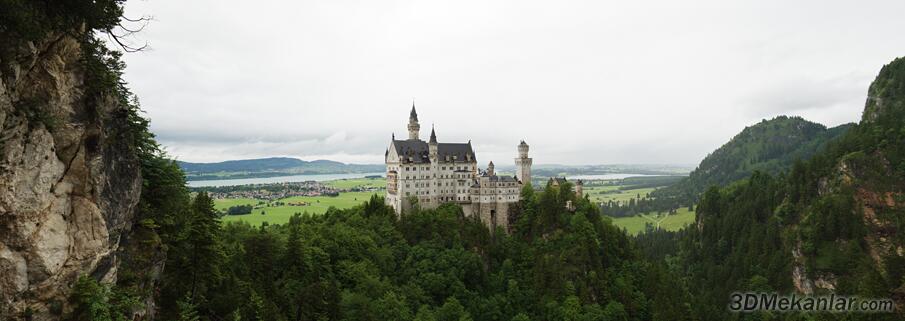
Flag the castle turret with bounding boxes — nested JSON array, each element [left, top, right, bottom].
[[408, 104, 420, 140], [515, 140, 532, 184], [487, 161, 495, 176], [429, 126, 438, 159], [576, 179, 584, 197]]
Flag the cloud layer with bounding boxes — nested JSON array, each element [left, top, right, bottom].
[[120, 0, 905, 164]]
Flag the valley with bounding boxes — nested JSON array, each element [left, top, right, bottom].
[[210, 175, 697, 234], [211, 178, 385, 226]]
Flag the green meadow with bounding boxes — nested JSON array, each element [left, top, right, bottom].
[[609, 207, 696, 235], [218, 191, 379, 226], [215, 177, 386, 226], [585, 185, 657, 203], [215, 177, 694, 232]]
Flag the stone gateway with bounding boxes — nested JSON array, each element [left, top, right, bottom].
[[385, 105, 532, 230]]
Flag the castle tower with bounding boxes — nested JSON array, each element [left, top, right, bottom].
[[408, 104, 420, 140], [429, 126, 438, 159], [576, 179, 584, 197], [515, 140, 532, 184], [487, 161, 495, 176]]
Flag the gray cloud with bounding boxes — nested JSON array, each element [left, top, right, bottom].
[[120, 0, 905, 165], [739, 73, 872, 123]]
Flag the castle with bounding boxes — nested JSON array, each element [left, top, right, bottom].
[[385, 105, 532, 230]]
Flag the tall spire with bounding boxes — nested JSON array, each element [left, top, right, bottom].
[[407, 103, 420, 140], [429, 125, 437, 144]]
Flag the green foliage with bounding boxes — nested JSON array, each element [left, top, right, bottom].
[[176, 298, 201, 321], [0, 0, 125, 42], [68, 276, 140, 321], [157, 192, 228, 320]]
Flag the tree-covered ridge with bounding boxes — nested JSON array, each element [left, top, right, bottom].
[[652, 57, 905, 321], [651, 116, 851, 208]]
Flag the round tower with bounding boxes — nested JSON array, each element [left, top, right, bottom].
[[514, 140, 532, 184]]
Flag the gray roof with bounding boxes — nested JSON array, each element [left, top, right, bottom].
[[490, 175, 518, 182], [471, 175, 518, 187], [549, 177, 568, 184], [391, 139, 475, 163]]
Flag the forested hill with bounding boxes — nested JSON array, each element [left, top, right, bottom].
[[651, 116, 851, 206], [646, 57, 905, 320], [177, 157, 385, 180]]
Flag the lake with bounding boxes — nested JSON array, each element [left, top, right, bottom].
[[565, 173, 666, 180], [188, 172, 665, 187], [187, 172, 386, 187]]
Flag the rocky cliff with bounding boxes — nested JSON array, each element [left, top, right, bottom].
[[0, 31, 144, 319]]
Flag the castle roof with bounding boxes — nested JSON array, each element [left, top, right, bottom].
[[410, 105, 418, 121], [391, 139, 474, 164], [481, 174, 518, 182]]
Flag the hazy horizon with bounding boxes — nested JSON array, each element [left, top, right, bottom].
[[176, 155, 698, 168], [119, 0, 905, 165]]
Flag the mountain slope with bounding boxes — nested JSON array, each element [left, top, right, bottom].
[[676, 57, 905, 320], [177, 157, 384, 180], [652, 116, 852, 206]]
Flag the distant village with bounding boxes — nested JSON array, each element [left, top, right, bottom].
[[191, 180, 383, 201]]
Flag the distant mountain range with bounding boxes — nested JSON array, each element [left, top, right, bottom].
[[177, 157, 385, 181], [179, 156, 695, 182]]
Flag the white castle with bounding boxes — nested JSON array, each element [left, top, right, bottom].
[[385, 105, 532, 230]]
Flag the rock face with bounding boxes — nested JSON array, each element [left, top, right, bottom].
[[0, 32, 142, 319]]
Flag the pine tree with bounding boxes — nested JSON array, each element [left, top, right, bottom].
[[186, 192, 224, 301]]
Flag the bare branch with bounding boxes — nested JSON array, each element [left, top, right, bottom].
[[105, 30, 148, 53], [103, 15, 153, 52], [121, 15, 154, 23]]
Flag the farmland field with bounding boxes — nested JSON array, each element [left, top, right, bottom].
[[585, 186, 656, 203], [609, 207, 696, 235], [219, 191, 379, 226], [213, 197, 261, 209]]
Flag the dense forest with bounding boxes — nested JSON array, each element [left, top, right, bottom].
[[78, 179, 701, 321]]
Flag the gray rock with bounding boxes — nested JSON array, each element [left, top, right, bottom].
[[0, 33, 143, 320]]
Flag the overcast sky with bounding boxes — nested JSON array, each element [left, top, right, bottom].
[[119, 0, 905, 165]]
